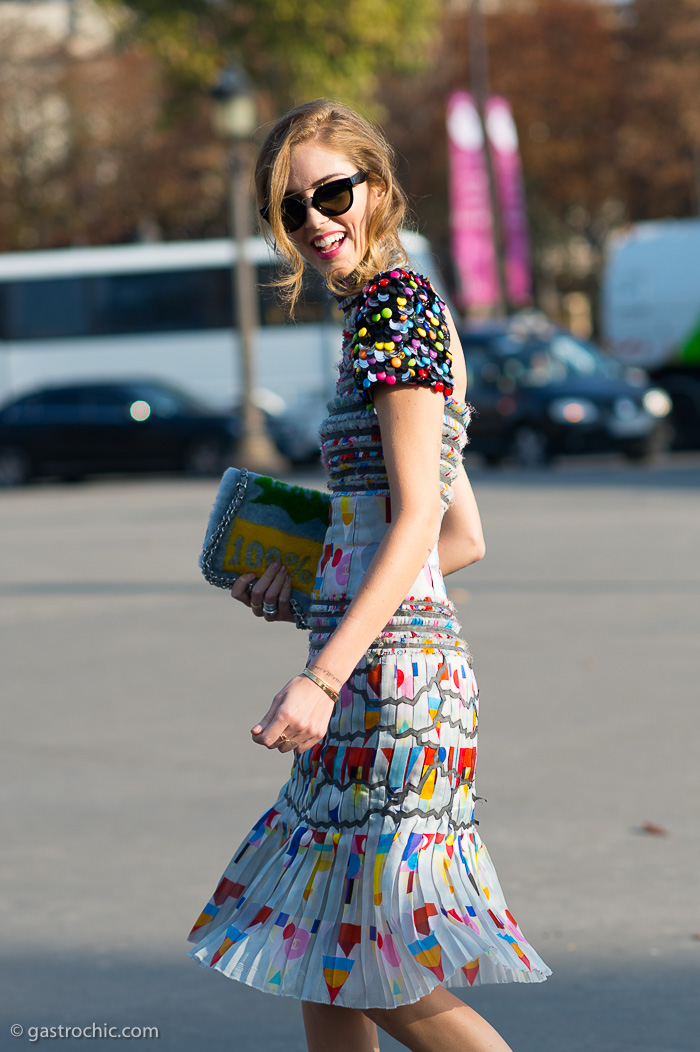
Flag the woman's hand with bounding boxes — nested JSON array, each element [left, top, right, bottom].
[[230, 563, 295, 623], [251, 675, 336, 754]]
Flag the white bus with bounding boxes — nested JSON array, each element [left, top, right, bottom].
[[0, 232, 443, 414]]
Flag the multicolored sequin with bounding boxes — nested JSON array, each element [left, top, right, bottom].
[[350, 270, 454, 399], [187, 270, 551, 1007]]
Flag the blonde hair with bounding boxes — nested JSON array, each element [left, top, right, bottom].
[[254, 99, 412, 313]]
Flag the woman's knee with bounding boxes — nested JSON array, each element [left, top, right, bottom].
[[363, 1007, 381, 1022], [302, 1001, 343, 1022], [364, 985, 460, 1032], [363, 1005, 397, 1032], [302, 1002, 379, 1052]]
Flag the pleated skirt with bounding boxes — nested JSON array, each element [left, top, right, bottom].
[[187, 637, 551, 1008]]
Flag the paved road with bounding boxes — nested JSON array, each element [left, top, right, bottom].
[[2, 455, 699, 1052]]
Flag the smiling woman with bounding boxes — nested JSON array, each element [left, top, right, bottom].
[[187, 98, 550, 1052], [254, 99, 410, 311]]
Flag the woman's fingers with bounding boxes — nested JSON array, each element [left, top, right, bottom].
[[276, 572, 293, 623], [281, 737, 317, 755], [256, 708, 290, 747], [251, 678, 335, 752], [261, 566, 290, 621], [230, 572, 256, 606], [272, 729, 318, 754], [250, 698, 279, 737], [255, 718, 323, 752], [252, 709, 316, 753], [233, 562, 285, 617], [292, 734, 321, 754], [231, 565, 294, 623], [248, 562, 278, 615]]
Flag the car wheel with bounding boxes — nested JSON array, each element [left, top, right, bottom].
[[510, 426, 552, 468], [622, 423, 671, 463], [667, 391, 700, 450], [183, 436, 225, 477], [0, 445, 32, 486], [623, 444, 651, 462]]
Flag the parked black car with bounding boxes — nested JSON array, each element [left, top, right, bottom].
[[0, 379, 241, 485], [460, 315, 672, 466]]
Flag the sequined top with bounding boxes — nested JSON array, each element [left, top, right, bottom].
[[325, 268, 470, 509], [347, 269, 454, 399], [308, 269, 472, 659]]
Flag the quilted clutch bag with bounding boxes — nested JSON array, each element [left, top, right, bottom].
[[199, 467, 330, 627]]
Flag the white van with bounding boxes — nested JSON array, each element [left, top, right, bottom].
[[601, 219, 700, 444]]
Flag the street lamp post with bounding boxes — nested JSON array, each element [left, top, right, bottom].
[[211, 65, 287, 473]]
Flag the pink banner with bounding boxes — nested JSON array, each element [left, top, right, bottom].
[[485, 96, 532, 307], [446, 90, 499, 312]]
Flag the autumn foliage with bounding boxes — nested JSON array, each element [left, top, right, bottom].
[[1, 0, 699, 307]]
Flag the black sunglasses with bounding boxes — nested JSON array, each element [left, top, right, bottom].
[[260, 172, 368, 234]]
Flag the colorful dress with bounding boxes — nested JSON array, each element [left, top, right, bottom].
[[187, 269, 551, 1008]]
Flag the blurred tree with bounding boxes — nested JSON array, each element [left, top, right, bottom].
[[381, 0, 625, 316], [0, 0, 443, 252], [481, 0, 626, 314], [4, 0, 700, 314], [95, 0, 443, 117], [618, 0, 700, 218], [0, 16, 234, 252], [382, 0, 700, 319]]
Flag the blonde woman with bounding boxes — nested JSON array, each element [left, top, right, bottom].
[[188, 99, 550, 1052]]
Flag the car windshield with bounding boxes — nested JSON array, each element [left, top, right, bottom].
[[491, 333, 623, 386]]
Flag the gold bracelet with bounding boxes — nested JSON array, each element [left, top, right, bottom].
[[302, 667, 340, 704], [308, 663, 342, 689]]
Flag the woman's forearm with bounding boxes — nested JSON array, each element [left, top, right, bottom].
[[438, 534, 486, 576], [310, 510, 441, 688], [436, 465, 485, 576]]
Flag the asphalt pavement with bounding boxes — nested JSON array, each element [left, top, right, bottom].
[[2, 453, 699, 1052]]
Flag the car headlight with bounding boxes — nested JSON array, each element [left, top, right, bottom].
[[642, 388, 672, 418], [547, 398, 599, 424], [129, 400, 151, 421]]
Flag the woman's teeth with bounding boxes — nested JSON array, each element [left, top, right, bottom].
[[314, 233, 345, 251]]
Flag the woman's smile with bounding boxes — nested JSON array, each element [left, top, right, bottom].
[[286, 141, 380, 278], [310, 229, 347, 259]]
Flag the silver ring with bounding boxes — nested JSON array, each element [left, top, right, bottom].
[[245, 581, 255, 596], [263, 602, 279, 616]]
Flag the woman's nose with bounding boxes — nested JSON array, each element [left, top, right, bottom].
[[301, 199, 328, 228]]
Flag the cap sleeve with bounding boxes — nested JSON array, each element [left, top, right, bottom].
[[350, 269, 454, 401]]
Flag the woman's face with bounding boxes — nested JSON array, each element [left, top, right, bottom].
[[284, 141, 382, 280]]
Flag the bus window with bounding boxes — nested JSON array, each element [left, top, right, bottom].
[[256, 265, 333, 326], [0, 265, 334, 340], [1, 277, 89, 340], [89, 268, 234, 334], [0, 269, 235, 339]]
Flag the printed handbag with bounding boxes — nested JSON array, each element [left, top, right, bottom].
[[199, 467, 330, 627]]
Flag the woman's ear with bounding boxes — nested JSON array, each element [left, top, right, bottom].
[[371, 177, 387, 204], [365, 173, 386, 208]]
